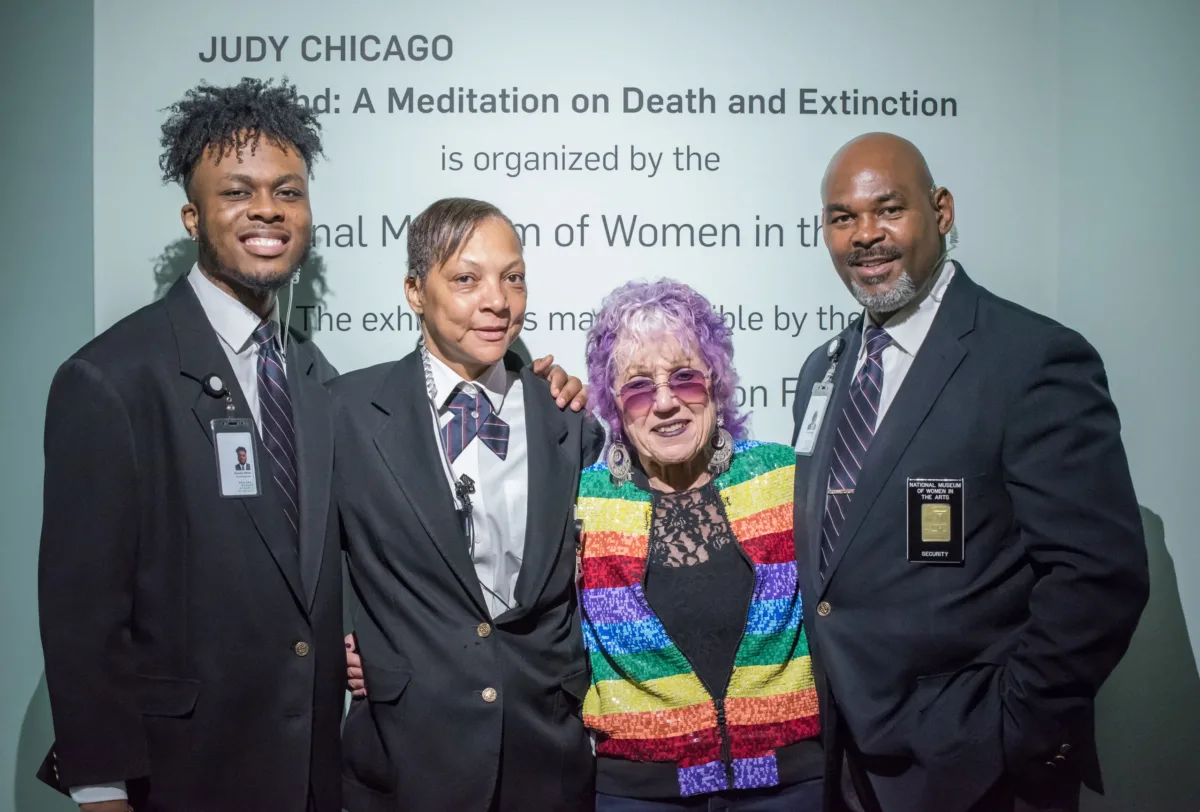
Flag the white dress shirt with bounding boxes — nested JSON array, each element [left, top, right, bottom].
[[425, 351, 529, 619], [852, 260, 956, 429], [187, 264, 286, 433], [69, 265, 286, 805]]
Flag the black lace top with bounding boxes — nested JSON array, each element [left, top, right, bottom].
[[644, 483, 754, 699]]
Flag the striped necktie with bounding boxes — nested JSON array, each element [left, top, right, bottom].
[[254, 320, 299, 539], [819, 325, 891, 578], [442, 386, 510, 463]]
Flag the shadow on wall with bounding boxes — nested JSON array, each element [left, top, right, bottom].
[[151, 236, 331, 338], [1083, 506, 1200, 812], [14, 674, 73, 812]]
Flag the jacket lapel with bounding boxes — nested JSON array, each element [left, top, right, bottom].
[[164, 277, 308, 614], [805, 325, 864, 583], [501, 366, 574, 624], [288, 339, 333, 612], [818, 265, 978, 595], [370, 352, 490, 616]]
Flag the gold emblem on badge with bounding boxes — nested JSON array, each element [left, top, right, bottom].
[[921, 504, 952, 542]]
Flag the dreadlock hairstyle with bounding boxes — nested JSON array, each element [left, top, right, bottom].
[[158, 76, 324, 196]]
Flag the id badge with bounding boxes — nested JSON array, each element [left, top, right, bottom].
[[795, 382, 832, 456], [906, 478, 964, 564], [212, 418, 262, 498]]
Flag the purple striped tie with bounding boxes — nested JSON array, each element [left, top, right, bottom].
[[254, 321, 299, 540], [442, 387, 509, 463], [819, 325, 891, 578]]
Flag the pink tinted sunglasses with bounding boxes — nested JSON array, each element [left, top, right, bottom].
[[617, 368, 710, 418]]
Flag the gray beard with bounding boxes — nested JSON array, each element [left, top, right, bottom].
[[850, 271, 919, 315]]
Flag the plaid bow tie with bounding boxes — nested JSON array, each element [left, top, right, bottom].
[[442, 386, 509, 462]]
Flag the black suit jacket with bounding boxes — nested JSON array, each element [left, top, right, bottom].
[[790, 265, 1148, 812], [37, 277, 344, 812], [333, 350, 595, 812]]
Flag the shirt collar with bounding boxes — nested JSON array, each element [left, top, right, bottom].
[[861, 259, 956, 358], [187, 264, 281, 355], [425, 349, 511, 414]]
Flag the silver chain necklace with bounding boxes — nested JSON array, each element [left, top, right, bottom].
[[418, 335, 437, 401]]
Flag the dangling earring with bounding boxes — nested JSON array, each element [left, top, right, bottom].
[[607, 441, 633, 486], [708, 415, 733, 476]]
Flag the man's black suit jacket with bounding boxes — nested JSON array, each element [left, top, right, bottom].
[[790, 264, 1148, 812], [333, 350, 595, 812], [37, 277, 344, 811]]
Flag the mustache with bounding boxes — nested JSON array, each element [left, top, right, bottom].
[[845, 246, 902, 266]]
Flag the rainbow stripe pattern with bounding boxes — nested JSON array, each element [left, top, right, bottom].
[[577, 440, 820, 797]]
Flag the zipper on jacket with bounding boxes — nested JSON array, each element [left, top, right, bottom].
[[715, 700, 734, 785], [715, 512, 755, 790]]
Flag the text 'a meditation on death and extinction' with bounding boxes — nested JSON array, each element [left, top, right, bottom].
[[338, 87, 959, 117]]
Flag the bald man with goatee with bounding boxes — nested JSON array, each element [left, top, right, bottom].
[[789, 133, 1148, 812]]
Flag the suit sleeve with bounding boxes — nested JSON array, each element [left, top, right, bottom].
[[580, 415, 606, 469], [998, 327, 1149, 769], [38, 358, 149, 787]]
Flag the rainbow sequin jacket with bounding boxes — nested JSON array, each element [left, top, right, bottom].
[[576, 440, 820, 797]]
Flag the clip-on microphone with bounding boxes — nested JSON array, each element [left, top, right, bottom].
[[454, 474, 476, 537]]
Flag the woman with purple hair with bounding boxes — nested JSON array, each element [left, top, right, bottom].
[[576, 279, 824, 811]]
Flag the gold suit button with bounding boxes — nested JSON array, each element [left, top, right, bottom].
[[1059, 743, 1072, 755], [294, 641, 310, 657], [817, 601, 832, 617], [481, 687, 497, 703], [477, 622, 492, 638]]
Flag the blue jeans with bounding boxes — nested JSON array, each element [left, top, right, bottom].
[[596, 778, 823, 812]]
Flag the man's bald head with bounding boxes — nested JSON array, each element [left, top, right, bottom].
[[820, 132, 954, 319], [821, 133, 934, 203]]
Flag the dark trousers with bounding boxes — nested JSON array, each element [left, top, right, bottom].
[[596, 778, 823, 812], [965, 778, 1081, 812], [838, 751, 1080, 812]]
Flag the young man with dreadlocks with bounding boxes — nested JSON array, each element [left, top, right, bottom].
[[34, 76, 346, 812]]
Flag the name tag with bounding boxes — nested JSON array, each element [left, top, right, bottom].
[[212, 418, 262, 498], [906, 478, 964, 564], [795, 383, 832, 456]]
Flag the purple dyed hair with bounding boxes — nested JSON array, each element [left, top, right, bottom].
[[585, 278, 748, 449]]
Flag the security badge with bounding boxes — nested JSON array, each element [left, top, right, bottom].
[[795, 338, 844, 456], [906, 478, 964, 564], [204, 373, 263, 499]]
